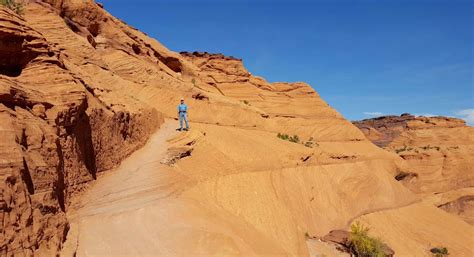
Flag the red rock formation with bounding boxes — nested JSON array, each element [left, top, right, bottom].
[[0, 1, 472, 256], [354, 114, 474, 225], [0, 4, 162, 255], [353, 114, 466, 147]]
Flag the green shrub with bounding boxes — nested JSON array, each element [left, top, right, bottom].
[[277, 133, 289, 140], [430, 247, 449, 257], [289, 135, 299, 143], [349, 222, 388, 257], [278, 133, 305, 145], [0, 0, 23, 15]]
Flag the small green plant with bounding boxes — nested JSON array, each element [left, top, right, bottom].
[[277, 133, 312, 147], [277, 133, 290, 141], [349, 222, 388, 257], [0, 0, 24, 15], [430, 247, 449, 257], [191, 78, 196, 87], [289, 135, 299, 143]]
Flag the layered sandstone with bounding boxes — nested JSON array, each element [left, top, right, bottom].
[[0, 4, 161, 256], [0, 1, 472, 257], [354, 114, 474, 225]]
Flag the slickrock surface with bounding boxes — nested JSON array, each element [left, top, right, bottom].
[[1, 1, 472, 256], [354, 114, 474, 225]]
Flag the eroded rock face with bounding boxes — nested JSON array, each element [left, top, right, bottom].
[[0, 4, 162, 256], [354, 114, 474, 224], [353, 114, 466, 147], [437, 195, 474, 225], [0, 9, 50, 77]]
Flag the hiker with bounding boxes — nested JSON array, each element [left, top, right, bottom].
[[177, 98, 189, 131]]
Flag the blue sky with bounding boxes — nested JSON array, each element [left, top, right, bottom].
[[101, 0, 473, 124]]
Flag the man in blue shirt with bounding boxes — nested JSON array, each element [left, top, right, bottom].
[[177, 98, 189, 131]]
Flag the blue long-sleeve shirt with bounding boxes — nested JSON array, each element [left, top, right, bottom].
[[178, 104, 188, 113]]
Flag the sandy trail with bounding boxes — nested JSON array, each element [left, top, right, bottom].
[[60, 120, 279, 257], [61, 120, 186, 256], [68, 121, 181, 218]]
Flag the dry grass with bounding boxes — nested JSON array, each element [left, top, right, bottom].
[[0, 0, 23, 14]]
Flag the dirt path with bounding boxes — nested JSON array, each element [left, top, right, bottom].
[[60, 120, 276, 257], [61, 120, 189, 256]]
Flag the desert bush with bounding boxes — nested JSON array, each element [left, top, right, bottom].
[[277, 133, 314, 147], [277, 133, 289, 140], [0, 0, 23, 14], [277, 133, 297, 142], [289, 135, 299, 143], [243, 100, 250, 105], [430, 247, 449, 257], [349, 222, 388, 257]]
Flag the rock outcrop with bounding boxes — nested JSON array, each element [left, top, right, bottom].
[[353, 113, 466, 147], [0, 4, 162, 256], [354, 114, 474, 225], [1, 1, 472, 257]]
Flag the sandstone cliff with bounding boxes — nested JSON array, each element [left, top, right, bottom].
[[0, 3, 162, 255], [0, 1, 472, 257], [354, 114, 474, 225]]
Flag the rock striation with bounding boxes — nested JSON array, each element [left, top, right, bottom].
[[354, 114, 474, 225], [0, 3, 161, 256], [0, 1, 472, 257]]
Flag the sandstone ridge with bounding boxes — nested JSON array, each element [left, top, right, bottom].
[[354, 114, 474, 227]]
